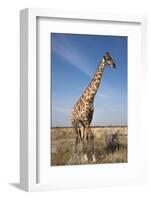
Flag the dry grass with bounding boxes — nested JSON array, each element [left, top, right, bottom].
[[51, 126, 128, 166]]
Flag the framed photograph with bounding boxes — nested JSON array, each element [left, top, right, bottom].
[[20, 8, 147, 191]]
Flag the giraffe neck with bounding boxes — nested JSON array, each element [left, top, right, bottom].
[[85, 58, 105, 100]]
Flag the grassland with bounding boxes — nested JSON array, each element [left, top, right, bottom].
[[51, 126, 127, 166]]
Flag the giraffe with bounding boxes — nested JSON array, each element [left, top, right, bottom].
[[71, 52, 116, 143]]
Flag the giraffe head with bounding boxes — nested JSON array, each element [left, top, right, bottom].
[[103, 52, 116, 68]]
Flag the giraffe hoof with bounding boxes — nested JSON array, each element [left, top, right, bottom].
[[92, 154, 96, 163], [84, 154, 88, 162]]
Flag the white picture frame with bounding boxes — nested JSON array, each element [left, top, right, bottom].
[[20, 8, 147, 191]]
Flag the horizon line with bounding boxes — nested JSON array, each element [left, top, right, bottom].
[[51, 125, 128, 128]]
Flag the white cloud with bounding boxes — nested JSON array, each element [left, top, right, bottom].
[[52, 36, 94, 77], [52, 106, 70, 114]]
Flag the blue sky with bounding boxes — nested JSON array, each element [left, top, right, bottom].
[[51, 33, 127, 127]]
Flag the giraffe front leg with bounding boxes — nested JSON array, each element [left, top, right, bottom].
[[80, 126, 85, 141], [72, 120, 79, 144], [85, 125, 94, 141], [79, 121, 85, 141]]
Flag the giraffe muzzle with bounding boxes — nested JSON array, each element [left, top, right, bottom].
[[113, 62, 116, 68]]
